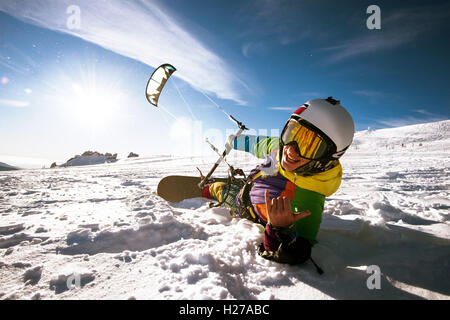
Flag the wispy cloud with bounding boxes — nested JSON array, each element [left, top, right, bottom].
[[353, 90, 385, 98], [0, 99, 30, 108], [320, 33, 410, 64], [296, 91, 325, 99], [0, 0, 248, 105], [353, 90, 387, 104], [411, 108, 450, 118], [238, 0, 311, 57], [320, 3, 450, 63], [267, 106, 293, 111], [0, 43, 38, 74], [242, 41, 269, 58]]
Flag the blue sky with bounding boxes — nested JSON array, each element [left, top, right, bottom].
[[0, 0, 449, 167]]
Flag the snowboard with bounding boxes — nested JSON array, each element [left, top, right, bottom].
[[157, 175, 229, 202]]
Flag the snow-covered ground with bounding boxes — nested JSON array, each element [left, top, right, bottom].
[[0, 120, 449, 300]]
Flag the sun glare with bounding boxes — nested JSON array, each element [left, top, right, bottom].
[[67, 83, 123, 128], [43, 59, 127, 131]]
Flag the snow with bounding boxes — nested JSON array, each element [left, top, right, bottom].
[[0, 120, 449, 300]]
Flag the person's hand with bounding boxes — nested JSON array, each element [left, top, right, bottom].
[[265, 189, 311, 227]]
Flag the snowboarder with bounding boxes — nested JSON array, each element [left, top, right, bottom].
[[201, 97, 355, 266]]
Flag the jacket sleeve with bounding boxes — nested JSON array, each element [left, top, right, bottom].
[[290, 188, 325, 245], [232, 135, 280, 159]]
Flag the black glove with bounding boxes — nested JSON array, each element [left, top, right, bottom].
[[258, 236, 311, 265]]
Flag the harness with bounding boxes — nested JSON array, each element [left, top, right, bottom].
[[232, 180, 265, 225], [206, 166, 263, 225]]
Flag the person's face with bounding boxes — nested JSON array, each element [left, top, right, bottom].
[[281, 144, 310, 172]]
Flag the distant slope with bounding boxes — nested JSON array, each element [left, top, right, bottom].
[[350, 120, 450, 153], [0, 161, 19, 171]]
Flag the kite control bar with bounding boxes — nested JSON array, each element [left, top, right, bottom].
[[229, 115, 248, 131], [197, 115, 248, 189]]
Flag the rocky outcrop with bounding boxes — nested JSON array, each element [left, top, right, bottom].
[[127, 152, 139, 158], [54, 151, 119, 168]]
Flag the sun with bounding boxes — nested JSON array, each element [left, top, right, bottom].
[[43, 58, 127, 131], [67, 83, 123, 128]]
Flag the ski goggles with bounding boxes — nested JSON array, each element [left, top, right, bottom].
[[281, 119, 336, 160]]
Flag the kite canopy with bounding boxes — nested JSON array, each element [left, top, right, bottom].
[[145, 64, 176, 107]]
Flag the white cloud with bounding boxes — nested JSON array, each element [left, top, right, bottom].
[[0, 0, 248, 105], [267, 106, 293, 111], [0, 99, 30, 107]]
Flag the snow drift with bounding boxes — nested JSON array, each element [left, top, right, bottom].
[[0, 120, 449, 300]]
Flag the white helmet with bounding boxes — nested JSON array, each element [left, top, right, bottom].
[[280, 97, 355, 175]]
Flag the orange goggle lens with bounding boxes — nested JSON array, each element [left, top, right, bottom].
[[281, 120, 330, 160]]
